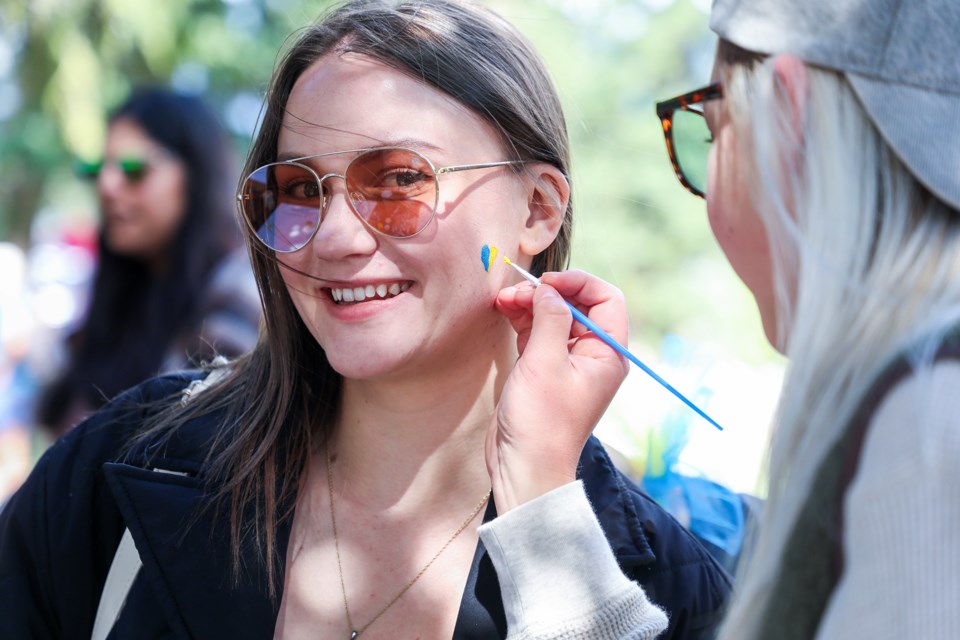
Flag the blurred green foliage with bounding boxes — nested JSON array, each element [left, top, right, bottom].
[[0, 0, 777, 363]]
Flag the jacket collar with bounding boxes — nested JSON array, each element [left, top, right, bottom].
[[104, 405, 288, 639], [105, 408, 655, 637]]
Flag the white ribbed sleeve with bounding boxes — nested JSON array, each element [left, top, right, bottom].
[[478, 481, 668, 640], [816, 362, 960, 639]]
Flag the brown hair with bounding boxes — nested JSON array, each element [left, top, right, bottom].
[[136, 0, 573, 596]]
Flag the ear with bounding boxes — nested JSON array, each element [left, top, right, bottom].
[[517, 163, 570, 257], [771, 54, 808, 152]]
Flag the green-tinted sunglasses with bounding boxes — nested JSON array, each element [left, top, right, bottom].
[[75, 148, 171, 183]]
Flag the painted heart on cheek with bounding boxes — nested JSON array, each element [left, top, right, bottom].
[[480, 244, 498, 273]]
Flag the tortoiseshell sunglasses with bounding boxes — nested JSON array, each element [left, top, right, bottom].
[[655, 82, 723, 199]]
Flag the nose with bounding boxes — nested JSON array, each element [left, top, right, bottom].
[[97, 163, 127, 201], [309, 173, 378, 259]]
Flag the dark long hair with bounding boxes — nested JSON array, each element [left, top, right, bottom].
[[136, 0, 574, 594], [37, 88, 239, 434]]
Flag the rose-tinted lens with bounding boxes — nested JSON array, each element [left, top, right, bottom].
[[242, 163, 321, 252], [345, 148, 437, 237], [672, 108, 711, 196]]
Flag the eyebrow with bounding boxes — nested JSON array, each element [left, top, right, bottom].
[[276, 138, 445, 162]]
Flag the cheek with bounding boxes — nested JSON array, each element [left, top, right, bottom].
[[275, 254, 316, 300], [705, 144, 738, 252], [468, 229, 525, 296], [143, 169, 188, 235], [706, 140, 778, 329], [434, 201, 516, 276], [275, 257, 328, 336], [707, 134, 759, 259]]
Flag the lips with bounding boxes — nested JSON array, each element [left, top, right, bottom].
[[328, 281, 412, 304]]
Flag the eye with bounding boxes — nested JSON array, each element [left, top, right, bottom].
[[281, 177, 321, 200], [383, 168, 431, 189], [118, 158, 149, 180]]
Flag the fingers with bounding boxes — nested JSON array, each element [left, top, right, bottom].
[[494, 281, 536, 320], [496, 270, 629, 371], [520, 284, 574, 368], [540, 270, 628, 346], [496, 281, 572, 361], [495, 282, 536, 354]]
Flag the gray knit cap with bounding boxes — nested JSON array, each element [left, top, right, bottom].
[[710, 0, 960, 211]]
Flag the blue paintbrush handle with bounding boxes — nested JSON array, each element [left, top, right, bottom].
[[563, 302, 724, 431], [504, 259, 724, 431]]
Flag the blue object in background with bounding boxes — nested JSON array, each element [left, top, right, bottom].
[[640, 334, 752, 576]]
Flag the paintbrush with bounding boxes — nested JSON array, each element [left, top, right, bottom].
[[504, 257, 724, 431]]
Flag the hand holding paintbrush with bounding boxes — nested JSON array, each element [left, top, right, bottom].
[[489, 267, 638, 510], [500, 256, 724, 432]]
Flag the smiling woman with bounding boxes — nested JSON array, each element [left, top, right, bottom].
[[0, 2, 730, 639]]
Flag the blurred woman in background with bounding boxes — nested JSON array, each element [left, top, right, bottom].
[[36, 88, 261, 437]]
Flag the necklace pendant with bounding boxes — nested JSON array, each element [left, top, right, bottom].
[[351, 632, 359, 639]]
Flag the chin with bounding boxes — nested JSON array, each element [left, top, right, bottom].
[[105, 235, 145, 259], [322, 347, 410, 382], [107, 242, 141, 259]]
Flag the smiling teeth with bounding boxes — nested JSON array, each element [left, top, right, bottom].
[[330, 282, 410, 303]]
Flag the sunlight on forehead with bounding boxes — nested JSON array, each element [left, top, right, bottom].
[[278, 54, 500, 165], [276, 138, 446, 163]]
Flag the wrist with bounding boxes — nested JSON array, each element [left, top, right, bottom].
[[491, 457, 576, 513]]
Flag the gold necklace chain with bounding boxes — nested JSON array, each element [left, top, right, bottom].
[[325, 448, 492, 639]]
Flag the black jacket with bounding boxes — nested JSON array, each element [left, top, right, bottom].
[[0, 373, 731, 639]]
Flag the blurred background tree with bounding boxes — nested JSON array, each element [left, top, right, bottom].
[[0, 0, 782, 494]]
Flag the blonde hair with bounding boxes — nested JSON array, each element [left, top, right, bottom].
[[716, 42, 960, 638]]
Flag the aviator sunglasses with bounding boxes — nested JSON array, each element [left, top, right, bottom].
[[237, 146, 524, 253], [75, 148, 173, 184]]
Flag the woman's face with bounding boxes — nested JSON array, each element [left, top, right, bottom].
[[98, 118, 188, 266], [274, 53, 542, 381], [704, 63, 779, 348]]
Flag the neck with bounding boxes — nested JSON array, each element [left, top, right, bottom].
[[147, 252, 170, 278], [325, 340, 514, 512]]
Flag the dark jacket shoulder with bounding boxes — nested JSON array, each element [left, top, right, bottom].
[[1, 376, 731, 640], [0, 372, 201, 640]]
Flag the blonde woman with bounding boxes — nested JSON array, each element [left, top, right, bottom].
[[656, 0, 960, 637]]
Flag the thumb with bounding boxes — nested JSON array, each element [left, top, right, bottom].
[[522, 284, 573, 368]]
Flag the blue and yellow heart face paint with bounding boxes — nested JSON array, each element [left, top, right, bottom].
[[480, 244, 499, 272]]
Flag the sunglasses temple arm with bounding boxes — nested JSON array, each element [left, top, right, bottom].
[[437, 160, 526, 174]]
